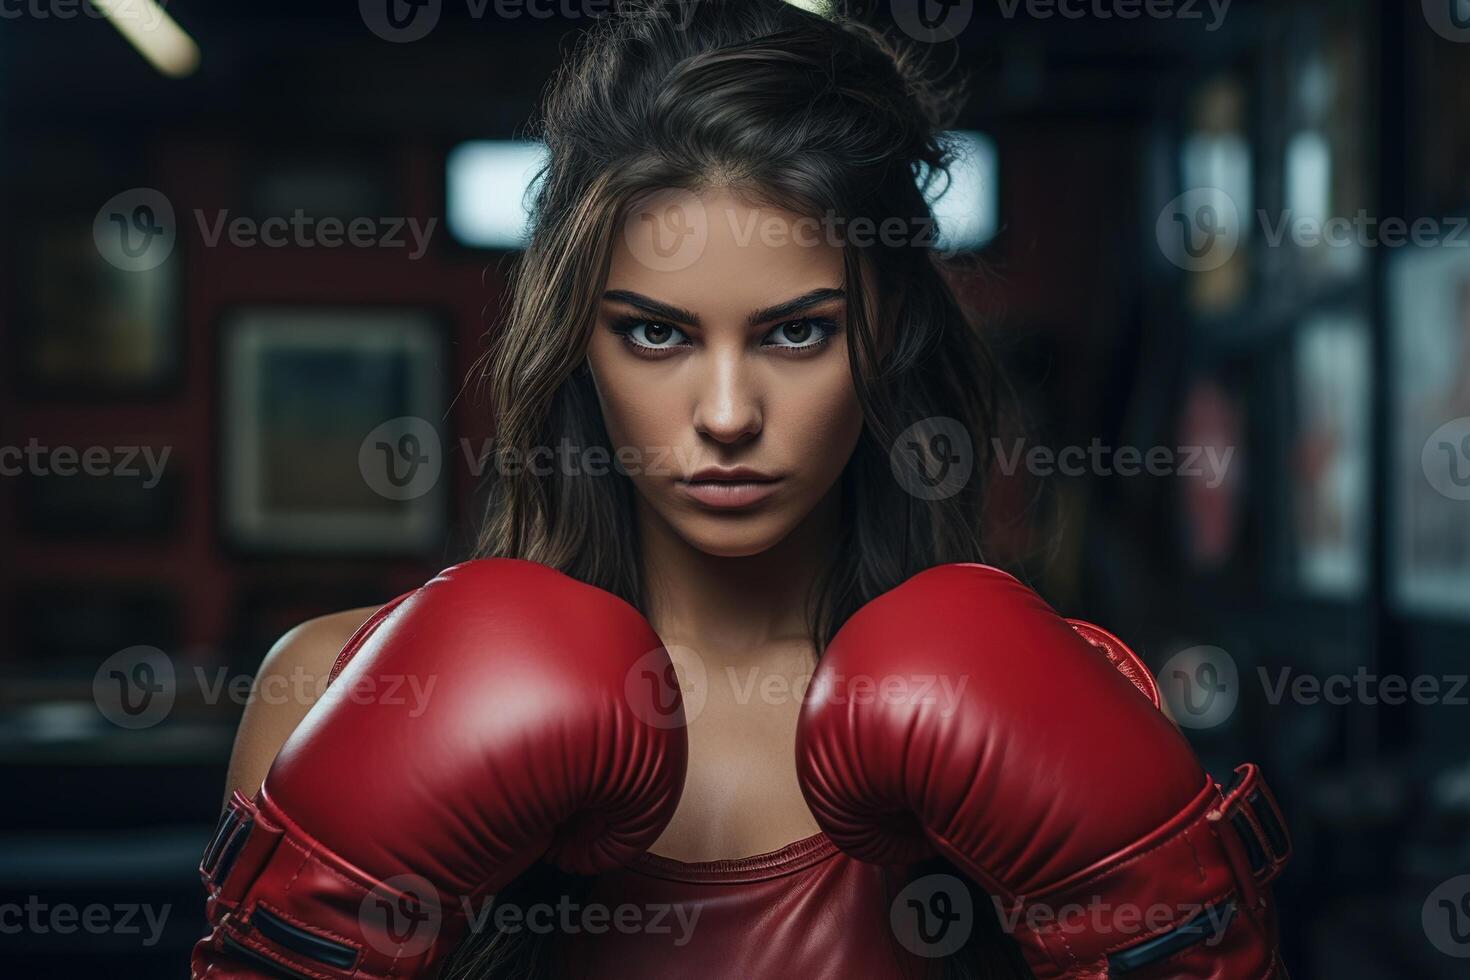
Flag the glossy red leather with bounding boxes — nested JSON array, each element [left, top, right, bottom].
[[191, 558, 688, 979], [551, 833, 944, 979], [795, 562, 1290, 980]]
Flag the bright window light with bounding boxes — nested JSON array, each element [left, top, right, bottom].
[[446, 140, 549, 249], [924, 130, 999, 252], [447, 131, 998, 252]]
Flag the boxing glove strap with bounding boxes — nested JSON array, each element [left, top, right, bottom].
[[1217, 763, 1290, 889], [202, 791, 258, 893], [992, 765, 1290, 977], [194, 791, 467, 980]]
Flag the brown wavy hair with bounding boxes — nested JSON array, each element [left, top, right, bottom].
[[450, 1, 1027, 977]]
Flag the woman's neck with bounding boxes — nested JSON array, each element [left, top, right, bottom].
[[637, 487, 841, 661]]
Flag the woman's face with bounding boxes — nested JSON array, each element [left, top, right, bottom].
[[586, 188, 866, 558]]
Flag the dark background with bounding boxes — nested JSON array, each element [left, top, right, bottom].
[[2, 0, 1469, 976]]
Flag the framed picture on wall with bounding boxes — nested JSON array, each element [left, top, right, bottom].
[[219, 306, 450, 555], [1287, 312, 1370, 598], [1388, 246, 1470, 618], [1175, 374, 1246, 573], [16, 215, 181, 396]]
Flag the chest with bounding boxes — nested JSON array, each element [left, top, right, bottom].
[[648, 645, 822, 862]]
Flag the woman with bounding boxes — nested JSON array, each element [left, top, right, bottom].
[[194, 2, 1289, 978]]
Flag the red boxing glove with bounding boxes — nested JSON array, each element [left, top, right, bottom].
[[192, 558, 688, 979], [795, 563, 1290, 979]]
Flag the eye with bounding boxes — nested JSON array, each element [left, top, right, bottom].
[[762, 317, 837, 351], [613, 318, 690, 352]]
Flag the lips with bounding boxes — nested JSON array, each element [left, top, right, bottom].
[[675, 468, 782, 510]]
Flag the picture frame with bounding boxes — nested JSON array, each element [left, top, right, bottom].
[[1286, 311, 1370, 598], [218, 306, 450, 556], [1387, 245, 1470, 618], [15, 213, 181, 397]]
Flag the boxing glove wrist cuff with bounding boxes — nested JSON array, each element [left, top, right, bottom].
[[194, 790, 470, 980], [979, 764, 1289, 978]]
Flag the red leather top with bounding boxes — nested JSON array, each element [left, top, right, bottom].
[[551, 831, 938, 979]]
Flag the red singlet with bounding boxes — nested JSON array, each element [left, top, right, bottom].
[[551, 831, 943, 978]]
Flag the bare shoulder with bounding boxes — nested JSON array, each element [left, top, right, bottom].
[[221, 606, 380, 806], [269, 607, 381, 674]]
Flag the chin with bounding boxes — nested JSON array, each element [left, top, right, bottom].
[[667, 511, 800, 558]]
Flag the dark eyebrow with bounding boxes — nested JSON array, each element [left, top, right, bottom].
[[601, 287, 845, 329]]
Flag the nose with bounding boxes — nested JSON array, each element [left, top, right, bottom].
[[691, 349, 762, 446]]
